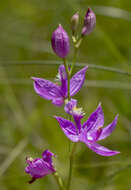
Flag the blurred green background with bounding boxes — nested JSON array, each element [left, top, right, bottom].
[[0, 0, 131, 189]]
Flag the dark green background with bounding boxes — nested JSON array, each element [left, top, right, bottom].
[[0, 0, 131, 189]]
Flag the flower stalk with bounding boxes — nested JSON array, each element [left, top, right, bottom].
[[70, 36, 83, 75], [67, 143, 77, 190], [53, 171, 65, 190], [65, 33, 83, 190]]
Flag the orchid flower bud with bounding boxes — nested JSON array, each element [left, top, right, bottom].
[[71, 12, 79, 35], [51, 24, 70, 58], [81, 8, 96, 36]]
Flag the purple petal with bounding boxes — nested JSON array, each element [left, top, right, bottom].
[[85, 142, 120, 156], [82, 103, 104, 132], [70, 66, 88, 97], [54, 116, 79, 142], [25, 166, 30, 173], [98, 115, 118, 141], [80, 128, 102, 143], [32, 77, 64, 106], [52, 98, 64, 106], [59, 65, 68, 97], [64, 98, 83, 133], [73, 115, 82, 134], [64, 99, 77, 115], [42, 150, 55, 167]]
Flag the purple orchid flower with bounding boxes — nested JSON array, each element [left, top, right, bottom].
[[25, 150, 56, 183], [55, 102, 120, 156], [32, 65, 88, 106]]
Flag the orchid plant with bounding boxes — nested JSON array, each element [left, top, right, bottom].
[[25, 8, 120, 190]]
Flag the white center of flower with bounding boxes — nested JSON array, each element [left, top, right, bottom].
[[64, 99, 69, 104], [73, 106, 85, 116], [54, 72, 61, 82], [27, 157, 34, 162], [87, 134, 93, 141]]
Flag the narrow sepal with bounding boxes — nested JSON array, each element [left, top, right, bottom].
[[54, 116, 79, 142], [58, 65, 68, 97], [85, 142, 120, 156], [82, 103, 104, 132], [70, 66, 88, 97], [32, 77, 64, 106], [98, 115, 118, 141]]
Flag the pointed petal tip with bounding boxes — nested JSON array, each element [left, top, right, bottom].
[[101, 150, 120, 157], [96, 102, 103, 113], [58, 24, 62, 27], [54, 116, 62, 121], [83, 66, 88, 71], [42, 149, 56, 158], [115, 151, 120, 155], [107, 150, 120, 156], [112, 114, 119, 124], [115, 114, 119, 119], [98, 102, 102, 107], [87, 7, 92, 12], [113, 114, 119, 124], [54, 115, 58, 119], [31, 77, 38, 81]]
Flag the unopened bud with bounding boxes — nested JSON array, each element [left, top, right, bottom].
[[71, 12, 79, 35], [51, 24, 70, 58], [81, 8, 96, 36]]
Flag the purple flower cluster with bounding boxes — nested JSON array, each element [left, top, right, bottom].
[[25, 8, 120, 184]]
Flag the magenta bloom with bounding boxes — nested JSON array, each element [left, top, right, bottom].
[[82, 8, 96, 36], [51, 24, 70, 58], [32, 65, 88, 106], [55, 103, 120, 156], [25, 150, 55, 183]]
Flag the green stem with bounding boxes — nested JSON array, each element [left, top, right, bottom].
[[70, 47, 78, 74], [67, 143, 77, 190], [70, 36, 83, 75], [66, 36, 82, 190], [53, 172, 65, 190]]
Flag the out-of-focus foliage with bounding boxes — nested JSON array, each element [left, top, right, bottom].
[[0, 0, 131, 189]]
